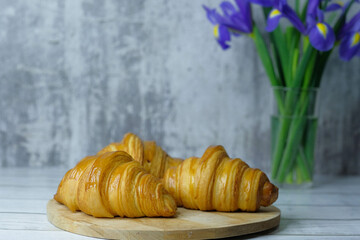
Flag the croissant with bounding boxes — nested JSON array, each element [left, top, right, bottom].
[[163, 145, 278, 212], [98, 133, 182, 178], [54, 151, 177, 218]]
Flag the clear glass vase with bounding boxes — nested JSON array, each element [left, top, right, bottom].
[[271, 87, 318, 188]]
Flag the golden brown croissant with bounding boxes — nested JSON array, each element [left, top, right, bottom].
[[98, 133, 182, 178], [54, 151, 177, 218], [163, 145, 278, 212]]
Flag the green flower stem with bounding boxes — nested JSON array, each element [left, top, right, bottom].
[[271, 46, 314, 180], [276, 72, 318, 182], [276, 116, 308, 182], [298, 146, 312, 181], [295, 0, 300, 15], [250, 25, 285, 114], [272, 28, 291, 85], [271, 116, 292, 179], [291, 48, 299, 79], [276, 92, 313, 181], [286, 28, 301, 85], [285, 172, 293, 184], [263, 8, 291, 86], [296, 165, 303, 184], [270, 43, 286, 86], [300, 1, 309, 21]]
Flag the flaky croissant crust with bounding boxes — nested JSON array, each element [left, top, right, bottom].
[[54, 151, 177, 218], [98, 133, 182, 178], [163, 145, 278, 212]]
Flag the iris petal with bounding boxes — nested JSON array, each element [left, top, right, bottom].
[[215, 25, 231, 49], [282, 4, 306, 34], [214, 24, 220, 38], [316, 8, 324, 22], [235, 0, 252, 32], [317, 23, 328, 39], [309, 22, 335, 51], [203, 5, 219, 24], [220, 2, 237, 18], [247, 0, 273, 7], [351, 32, 360, 47], [230, 12, 252, 33], [339, 32, 360, 61], [203, 5, 231, 26], [266, 9, 283, 32], [307, 0, 320, 17]]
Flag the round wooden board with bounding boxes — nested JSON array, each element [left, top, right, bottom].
[[47, 199, 280, 240]]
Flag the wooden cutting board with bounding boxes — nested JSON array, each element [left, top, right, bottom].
[[47, 199, 280, 240]]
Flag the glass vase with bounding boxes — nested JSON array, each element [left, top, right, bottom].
[[271, 87, 318, 188]]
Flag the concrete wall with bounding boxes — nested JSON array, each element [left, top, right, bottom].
[[0, 0, 359, 175]]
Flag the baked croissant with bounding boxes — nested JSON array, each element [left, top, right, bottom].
[[163, 145, 278, 212], [54, 151, 177, 218], [98, 133, 182, 178]]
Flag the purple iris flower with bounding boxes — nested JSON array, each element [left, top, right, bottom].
[[203, 1, 253, 49], [306, 4, 336, 51], [308, 21, 336, 51], [249, 0, 306, 33], [338, 12, 360, 61]]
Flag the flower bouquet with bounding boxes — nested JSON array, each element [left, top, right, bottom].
[[203, 0, 360, 185]]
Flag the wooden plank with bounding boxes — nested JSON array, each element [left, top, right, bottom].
[[0, 168, 67, 178], [0, 199, 48, 214], [280, 185, 360, 194], [0, 186, 55, 200], [279, 205, 360, 220], [0, 213, 56, 231], [241, 235, 360, 240], [0, 177, 60, 188], [1, 229, 359, 240], [0, 230, 93, 240], [276, 192, 359, 206], [1, 231, 359, 240], [275, 219, 360, 236]]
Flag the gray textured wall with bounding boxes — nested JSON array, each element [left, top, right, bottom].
[[0, 0, 359, 175]]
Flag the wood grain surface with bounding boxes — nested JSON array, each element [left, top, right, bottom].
[[47, 199, 280, 240]]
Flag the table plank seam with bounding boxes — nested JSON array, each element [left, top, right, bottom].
[[0, 212, 46, 215], [0, 229, 62, 232], [269, 233, 360, 236], [281, 218, 360, 221], [276, 203, 360, 207]]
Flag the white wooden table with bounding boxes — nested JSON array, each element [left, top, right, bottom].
[[0, 168, 359, 240]]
